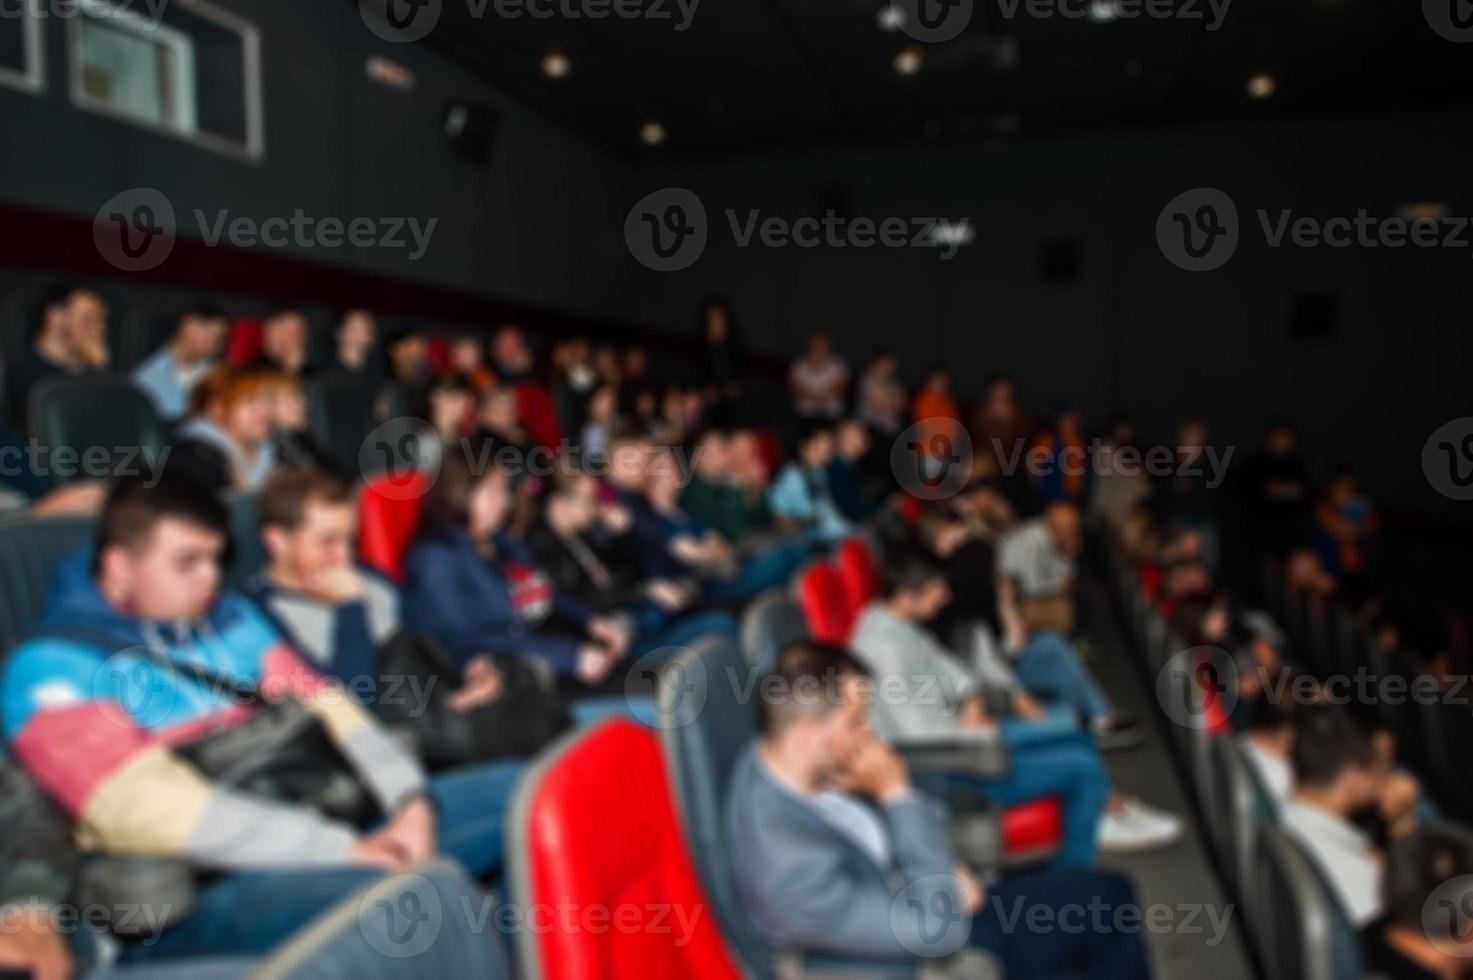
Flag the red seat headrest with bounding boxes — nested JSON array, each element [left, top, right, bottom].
[[358, 472, 428, 583], [517, 721, 742, 980], [836, 537, 881, 612], [796, 561, 856, 647]]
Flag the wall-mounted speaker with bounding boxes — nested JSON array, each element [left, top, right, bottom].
[[444, 100, 501, 167]]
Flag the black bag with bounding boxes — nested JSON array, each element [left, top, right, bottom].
[[375, 632, 573, 767], [173, 699, 380, 828]]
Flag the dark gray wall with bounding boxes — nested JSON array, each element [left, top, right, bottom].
[[0, 0, 635, 320], [627, 113, 1473, 513]]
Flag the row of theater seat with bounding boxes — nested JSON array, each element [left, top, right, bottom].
[[1109, 549, 1368, 980], [0, 483, 1071, 977]]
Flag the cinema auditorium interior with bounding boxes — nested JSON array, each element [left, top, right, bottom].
[[1, 0, 1472, 978]]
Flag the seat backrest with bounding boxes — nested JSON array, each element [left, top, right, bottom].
[[28, 375, 169, 486], [358, 472, 428, 583], [0, 515, 96, 656], [513, 381, 562, 452], [739, 589, 808, 671], [836, 537, 881, 613], [795, 561, 855, 647], [659, 637, 776, 976], [225, 316, 263, 365], [225, 491, 266, 588], [1217, 736, 1276, 959], [1256, 824, 1365, 980], [508, 719, 742, 980], [117, 307, 177, 372], [306, 374, 380, 477]]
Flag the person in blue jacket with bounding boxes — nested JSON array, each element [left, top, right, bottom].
[[402, 453, 630, 689]]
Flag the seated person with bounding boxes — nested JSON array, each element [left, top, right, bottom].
[[996, 501, 1143, 747], [525, 468, 737, 655], [681, 427, 783, 546], [768, 423, 855, 544], [1282, 703, 1422, 930], [249, 466, 574, 761], [1237, 671, 1296, 808], [402, 453, 627, 689], [1370, 825, 1473, 978], [267, 371, 342, 474], [0, 759, 506, 978], [252, 306, 310, 377], [0, 475, 523, 964], [641, 445, 806, 601], [850, 547, 1181, 865], [7, 284, 109, 427], [133, 303, 229, 421], [169, 363, 279, 492], [826, 417, 884, 522], [726, 642, 1152, 978], [324, 307, 380, 380]]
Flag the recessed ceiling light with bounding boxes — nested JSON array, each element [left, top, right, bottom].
[[1089, 0, 1117, 21], [877, 5, 904, 31], [640, 120, 667, 146], [1247, 72, 1276, 98], [542, 52, 570, 79], [895, 47, 922, 76]]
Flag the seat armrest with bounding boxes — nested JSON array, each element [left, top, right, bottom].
[[892, 730, 1009, 779]]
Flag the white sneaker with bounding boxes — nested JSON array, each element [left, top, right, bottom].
[[1097, 797, 1184, 853]]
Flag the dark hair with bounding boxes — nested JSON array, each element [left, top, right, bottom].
[[177, 304, 228, 338], [879, 544, 947, 601], [96, 473, 229, 563], [40, 282, 79, 314], [1384, 826, 1473, 930], [759, 640, 870, 737], [264, 304, 305, 324], [1291, 703, 1374, 789], [259, 467, 352, 532], [1246, 668, 1297, 733]]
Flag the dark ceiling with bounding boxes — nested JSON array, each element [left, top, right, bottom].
[[373, 0, 1473, 157]]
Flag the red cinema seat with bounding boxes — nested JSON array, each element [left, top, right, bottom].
[[225, 316, 263, 365], [751, 429, 782, 482], [795, 561, 856, 647], [427, 335, 453, 374], [508, 720, 742, 980], [836, 537, 881, 612], [514, 381, 562, 451], [358, 471, 427, 583], [1001, 798, 1065, 861]]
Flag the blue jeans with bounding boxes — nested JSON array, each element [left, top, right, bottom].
[[628, 603, 738, 657], [1015, 632, 1113, 723], [972, 868, 1151, 979], [571, 695, 659, 727], [119, 760, 525, 963], [955, 716, 1111, 869], [706, 540, 810, 601]]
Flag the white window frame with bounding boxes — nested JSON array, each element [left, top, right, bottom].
[[67, 0, 264, 162], [0, 0, 45, 95]]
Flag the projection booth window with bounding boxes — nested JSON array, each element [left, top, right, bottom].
[[67, 0, 264, 161], [0, 0, 44, 94]]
